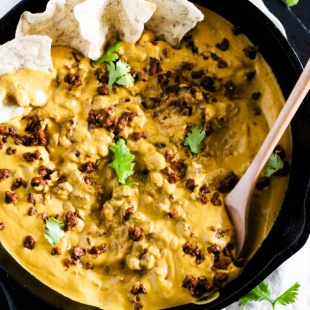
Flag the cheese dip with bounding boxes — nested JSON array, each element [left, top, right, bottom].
[[0, 7, 290, 310]]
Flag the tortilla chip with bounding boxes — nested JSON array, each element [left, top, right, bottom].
[[16, 0, 156, 61], [145, 0, 204, 47], [15, 0, 90, 56], [0, 35, 53, 76], [0, 35, 53, 123], [74, 0, 156, 59]]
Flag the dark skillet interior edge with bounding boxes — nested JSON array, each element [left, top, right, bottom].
[[0, 0, 309, 309]]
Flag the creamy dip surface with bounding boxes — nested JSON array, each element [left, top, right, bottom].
[[0, 7, 290, 310]]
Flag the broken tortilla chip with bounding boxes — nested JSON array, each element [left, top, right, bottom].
[[15, 0, 156, 61], [74, 0, 156, 59], [15, 0, 90, 57], [0, 35, 53, 76], [145, 0, 204, 47], [0, 35, 53, 123], [15, 0, 203, 59]]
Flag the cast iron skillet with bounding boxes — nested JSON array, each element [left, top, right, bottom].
[[0, 0, 310, 309]]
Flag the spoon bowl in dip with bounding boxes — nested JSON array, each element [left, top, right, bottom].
[[225, 58, 310, 257]]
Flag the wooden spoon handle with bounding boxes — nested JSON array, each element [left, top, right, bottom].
[[245, 58, 310, 183]]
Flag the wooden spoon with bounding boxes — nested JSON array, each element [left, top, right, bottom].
[[224, 58, 310, 257]]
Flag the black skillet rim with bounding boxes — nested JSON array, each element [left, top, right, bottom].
[[0, 0, 309, 309]]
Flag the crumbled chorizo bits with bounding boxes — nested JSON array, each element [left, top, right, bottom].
[[0, 222, 6, 231], [65, 244, 107, 268], [0, 169, 11, 182], [72, 245, 86, 258], [128, 225, 145, 242], [79, 161, 96, 174], [64, 73, 83, 88], [124, 206, 135, 221], [182, 243, 246, 297], [182, 274, 214, 298], [64, 246, 86, 268], [65, 256, 82, 268], [129, 282, 147, 310], [132, 132, 147, 141], [24, 235, 37, 250], [160, 166, 180, 184], [210, 192, 222, 206], [22, 150, 42, 162], [182, 242, 205, 265], [5, 191, 18, 204], [51, 247, 62, 256], [199, 185, 210, 204], [65, 211, 78, 231], [6, 147, 17, 155], [11, 178, 26, 191], [11, 117, 48, 147], [87, 244, 107, 256], [185, 178, 196, 190], [26, 193, 35, 205]]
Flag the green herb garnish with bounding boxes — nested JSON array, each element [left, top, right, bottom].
[[44, 217, 65, 245], [94, 41, 122, 65], [263, 153, 284, 177], [107, 61, 134, 89], [109, 139, 135, 184], [239, 281, 300, 309], [285, 0, 299, 7], [183, 125, 206, 154], [94, 41, 134, 89]]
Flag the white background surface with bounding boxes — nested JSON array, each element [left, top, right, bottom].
[[0, 0, 309, 309]]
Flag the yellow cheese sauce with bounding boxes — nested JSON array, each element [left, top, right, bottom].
[[0, 7, 290, 310]]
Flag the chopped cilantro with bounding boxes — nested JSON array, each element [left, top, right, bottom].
[[263, 153, 284, 177], [94, 41, 122, 65], [107, 61, 134, 89], [239, 281, 300, 309], [183, 125, 206, 154], [109, 139, 135, 184], [44, 217, 65, 245], [285, 0, 299, 7]]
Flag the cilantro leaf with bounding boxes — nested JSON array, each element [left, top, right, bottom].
[[107, 62, 120, 88], [44, 217, 65, 245], [116, 74, 135, 87], [94, 41, 134, 89], [94, 41, 122, 65], [183, 125, 206, 154], [239, 281, 271, 306], [285, 0, 299, 7], [109, 139, 135, 184], [263, 153, 284, 177], [276, 282, 300, 306], [115, 61, 131, 76], [239, 281, 300, 309], [107, 61, 134, 89]]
